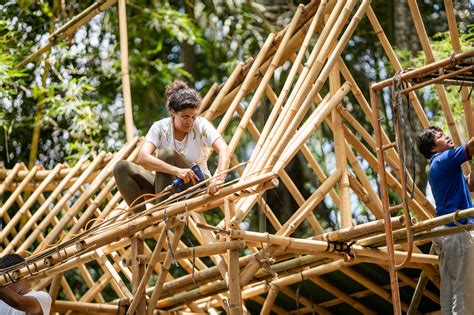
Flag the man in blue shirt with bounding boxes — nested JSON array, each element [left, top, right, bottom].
[[417, 126, 474, 314]]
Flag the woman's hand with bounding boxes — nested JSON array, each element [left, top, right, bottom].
[[208, 175, 225, 195], [176, 167, 199, 185]]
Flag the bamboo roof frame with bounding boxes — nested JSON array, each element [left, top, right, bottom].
[[1, 0, 474, 314]]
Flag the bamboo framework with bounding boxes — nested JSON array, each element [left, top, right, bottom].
[[1, 0, 473, 314]]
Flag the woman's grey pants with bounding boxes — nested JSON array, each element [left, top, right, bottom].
[[113, 149, 190, 212]]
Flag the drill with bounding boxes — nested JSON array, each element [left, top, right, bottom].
[[168, 163, 205, 193]]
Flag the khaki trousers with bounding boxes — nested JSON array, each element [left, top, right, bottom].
[[433, 229, 474, 314]]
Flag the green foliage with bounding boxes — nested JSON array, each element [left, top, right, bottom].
[[396, 25, 474, 138]]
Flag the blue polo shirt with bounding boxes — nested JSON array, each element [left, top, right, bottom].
[[429, 144, 473, 226]]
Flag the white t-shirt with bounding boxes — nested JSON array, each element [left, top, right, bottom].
[[0, 290, 52, 315], [145, 117, 221, 177]]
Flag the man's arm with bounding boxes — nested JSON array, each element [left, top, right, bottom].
[[467, 137, 474, 191], [0, 286, 42, 314]]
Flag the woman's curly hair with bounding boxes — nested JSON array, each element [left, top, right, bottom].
[[165, 80, 202, 112]]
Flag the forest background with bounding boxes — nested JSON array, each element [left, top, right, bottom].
[[1, 0, 473, 231]]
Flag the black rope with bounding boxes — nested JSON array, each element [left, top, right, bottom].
[[163, 208, 178, 267], [296, 282, 303, 315], [325, 240, 355, 261], [192, 246, 197, 287]]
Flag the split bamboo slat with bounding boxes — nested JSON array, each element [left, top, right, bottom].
[[3, 0, 474, 313]]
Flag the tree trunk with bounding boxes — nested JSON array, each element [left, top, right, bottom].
[[394, 0, 421, 54]]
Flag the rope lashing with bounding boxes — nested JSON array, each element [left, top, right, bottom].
[[325, 240, 356, 261]]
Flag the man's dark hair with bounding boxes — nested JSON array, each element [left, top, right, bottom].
[[0, 253, 25, 269], [417, 126, 442, 159]]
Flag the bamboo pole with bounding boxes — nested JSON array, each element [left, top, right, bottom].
[[343, 126, 431, 221], [130, 235, 146, 315], [233, 0, 367, 230], [33, 152, 106, 251], [330, 61, 351, 228], [260, 283, 280, 315], [95, 248, 133, 300], [122, 240, 245, 267], [147, 223, 185, 314], [313, 215, 405, 243], [76, 264, 106, 303], [198, 82, 218, 114], [128, 222, 167, 314], [380, 266, 439, 304], [371, 51, 474, 91], [0, 160, 104, 182], [60, 276, 77, 302], [229, 230, 437, 265], [252, 295, 286, 315], [276, 169, 342, 237], [370, 83, 401, 314], [53, 300, 125, 314], [444, 0, 474, 138], [191, 212, 229, 283], [212, 0, 325, 118], [156, 255, 322, 309], [227, 247, 242, 315], [118, 0, 134, 142], [357, 208, 474, 247], [143, 253, 319, 308]]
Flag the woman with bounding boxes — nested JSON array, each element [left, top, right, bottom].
[[113, 80, 230, 212]]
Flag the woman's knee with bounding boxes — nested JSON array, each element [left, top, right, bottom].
[[113, 160, 133, 180]]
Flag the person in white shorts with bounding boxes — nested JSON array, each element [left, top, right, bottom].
[[0, 254, 52, 315]]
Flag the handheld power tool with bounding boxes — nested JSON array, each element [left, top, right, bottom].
[[167, 163, 205, 193]]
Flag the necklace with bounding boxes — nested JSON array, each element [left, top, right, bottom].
[[173, 132, 189, 156]]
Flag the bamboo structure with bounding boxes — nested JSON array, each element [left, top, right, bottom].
[[2, 0, 474, 314]]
